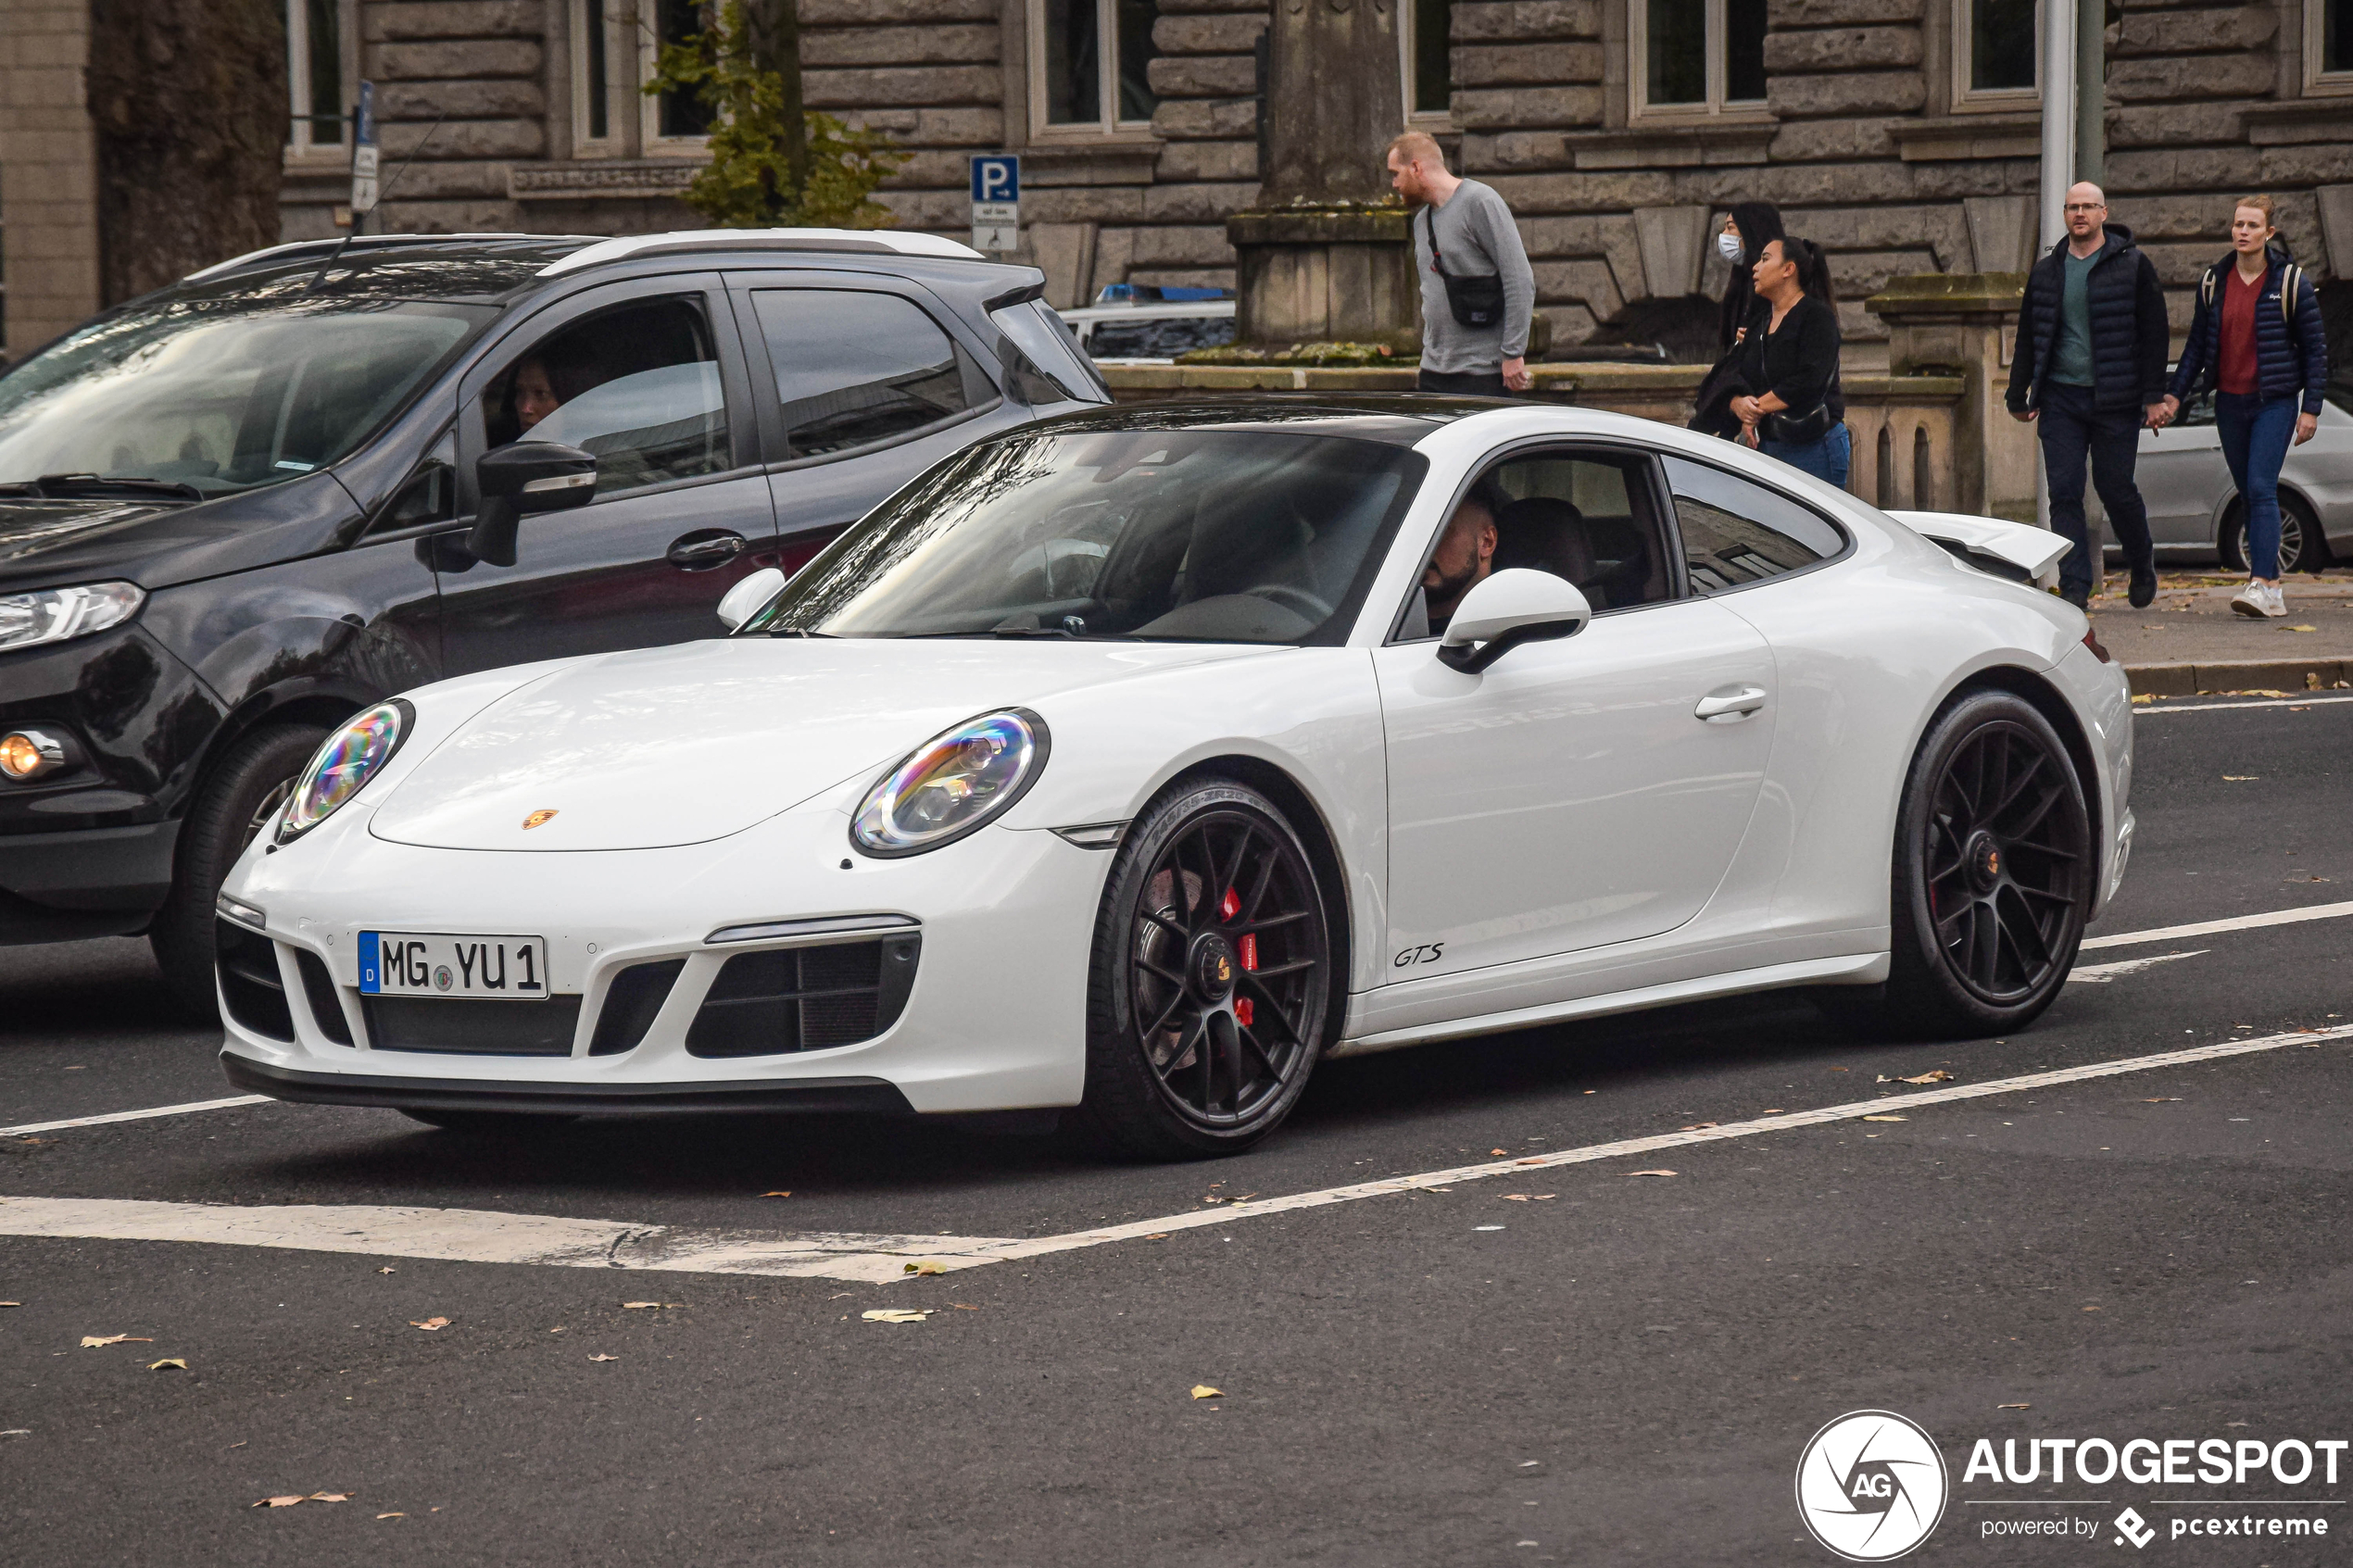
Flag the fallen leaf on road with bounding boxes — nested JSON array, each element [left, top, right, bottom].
[[1628, 1170, 1677, 1177], [1680, 1123, 1718, 1131], [308, 1493, 350, 1503], [1190, 1385, 1223, 1399], [1862, 1115, 1907, 1123], [761, 1191, 791, 1198], [1997, 1403, 2031, 1410], [621, 1301, 683, 1310], [588, 1353, 620, 1361], [0, 1431, 29, 1439], [1502, 1194, 1555, 1201], [254, 1497, 307, 1509], [80, 1335, 152, 1348], [861, 1309, 933, 1323], [2223, 775, 2259, 781], [409, 1317, 450, 1332], [0, 1301, 18, 1308], [1515, 1157, 1548, 1165], [950, 1304, 980, 1311], [2286, 624, 2317, 632], [2082, 1306, 2101, 1312], [903, 1261, 949, 1276], [376, 1267, 395, 1274], [1144, 1234, 1168, 1240], [1762, 1109, 1785, 1113], [2142, 1097, 2182, 1102], [377, 1513, 406, 1519], [147, 1358, 186, 1372], [1491, 1148, 1507, 1156], [1898, 1071, 1956, 1084]]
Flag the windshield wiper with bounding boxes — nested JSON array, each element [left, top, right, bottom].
[[0, 473, 205, 505], [765, 627, 837, 638]]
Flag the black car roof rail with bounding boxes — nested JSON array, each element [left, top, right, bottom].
[[182, 232, 598, 284]]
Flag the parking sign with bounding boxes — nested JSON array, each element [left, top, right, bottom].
[[970, 154, 1019, 253]]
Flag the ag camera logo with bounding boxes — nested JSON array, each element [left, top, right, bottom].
[[1796, 1411, 1950, 1561]]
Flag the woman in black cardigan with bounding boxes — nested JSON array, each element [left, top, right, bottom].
[[1728, 237, 1849, 486]]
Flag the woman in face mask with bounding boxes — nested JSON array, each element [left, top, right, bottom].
[[1717, 203, 1787, 353]]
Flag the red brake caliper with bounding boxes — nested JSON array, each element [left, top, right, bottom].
[[1224, 887, 1257, 1026]]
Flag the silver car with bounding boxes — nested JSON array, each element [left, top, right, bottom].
[[2118, 380, 2353, 572]]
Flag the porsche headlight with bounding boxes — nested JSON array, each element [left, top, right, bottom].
[[277, 700, 411, 843], [851, 709, 1050, 857], [0, 581, 145, 652]]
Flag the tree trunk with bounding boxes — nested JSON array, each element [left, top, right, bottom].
[[87, 0, 289, 306], [742, 0, 809, 209]]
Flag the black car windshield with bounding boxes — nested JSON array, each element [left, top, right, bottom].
[[748, 428, 1426, 644], [0, 288, 496, 496]]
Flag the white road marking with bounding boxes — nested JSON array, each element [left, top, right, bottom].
[[0, 1096, 270, 1139], [2136, 694, 2353, 717], [5, 1023, 2346, 1279], [2082, 900, 2353, 951], [2065, 950, 2207, 983]]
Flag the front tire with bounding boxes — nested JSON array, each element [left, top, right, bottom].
[[1075, 778, 1337, 1160], [1881, 690, 2091, 1038], [150, 721, 331, 1019]]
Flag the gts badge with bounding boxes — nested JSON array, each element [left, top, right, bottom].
[[1393, 943, 1445, 970]]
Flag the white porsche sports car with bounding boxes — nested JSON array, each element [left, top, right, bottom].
[[217, 398, 2130, 1160]]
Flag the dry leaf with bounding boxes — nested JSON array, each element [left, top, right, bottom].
[[308, 1493, 350, 1503], [2286, 623, 2317, 632], [1628, 1170, 1677, 1177], [79, 1334, 152, 1348], [1144, 1234, 1168, 1241], [622, 1301, 683, 1310], [1862, 1115, 1907, 1123], [902, 1261, 949, 1276], [1997, 1403, 2031, 1410], [2223, 775, 2259, 782], [1490, 1148, 1507, 1156], [0, 1301, 19, 1308], [2082, 1305, 2101, 1312], [861, 1309, 933, 1323], [1502, 1194, 1529, 1201], [2142, 1097, 2181, 1102], [1514, 1157, 1547, 1165], [588, 1353, 620, 1361], [761, 1191, 791, 1198], [254, 1497, 307, 1509], [1762, 1108, 1785, 1113], [1680, 1123, 1718, 1131], [1190, 1385, 1223, 1399], [950, 1303, 981, 1311], [147, 1358, 187, 1372], [375, 1267, 396, 1274], [377, 1513, 406, 1519], [1898, 1070, 1956, 1084], [409, 1317, 450, 1332]]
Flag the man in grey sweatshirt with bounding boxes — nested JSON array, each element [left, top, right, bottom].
[[1387, 132, 1536, 395]]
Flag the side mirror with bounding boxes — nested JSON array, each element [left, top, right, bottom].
[[1437, 569, 1592, 673], [716, 566, 786, 633], [464, 441, 597, 568]]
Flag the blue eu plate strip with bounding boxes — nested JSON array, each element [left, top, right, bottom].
[[358, 931, 381, 995]]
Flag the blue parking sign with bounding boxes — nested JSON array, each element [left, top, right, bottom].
[[970, 156, 1019, 205]]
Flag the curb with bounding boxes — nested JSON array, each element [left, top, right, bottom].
[[2123, 657, 2353, 696]]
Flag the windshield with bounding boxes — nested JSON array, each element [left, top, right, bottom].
[[0, 292, 496, 496], [747, 428, 1426, 644]]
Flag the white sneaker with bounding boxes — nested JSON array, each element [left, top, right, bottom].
[[2231, 582, 2286, 618]]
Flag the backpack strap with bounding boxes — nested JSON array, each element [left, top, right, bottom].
[[1421, 205, 1450, 281]]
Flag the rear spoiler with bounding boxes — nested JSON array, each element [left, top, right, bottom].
[[1887, 509, 2069, 587]]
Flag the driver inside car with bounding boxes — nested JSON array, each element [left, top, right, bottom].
[[1422, 489, 1498, 635], [510, 354, 561, 433]]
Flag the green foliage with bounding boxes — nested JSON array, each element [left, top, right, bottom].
[[646, 1, 908, 229]]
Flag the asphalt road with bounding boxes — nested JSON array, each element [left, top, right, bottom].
[[3, 696, 2350, 1566]]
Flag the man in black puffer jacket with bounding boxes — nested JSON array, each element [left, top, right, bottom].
[[2005, 183, 2171, 608]]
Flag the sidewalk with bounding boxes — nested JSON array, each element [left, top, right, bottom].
[[2091, 570, 2353, 695]]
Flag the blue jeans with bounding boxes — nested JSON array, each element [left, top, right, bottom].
[[2216, 391, 2299, 580], [1760, 421, 1852, 488], [2035, 381, 2154, 597]]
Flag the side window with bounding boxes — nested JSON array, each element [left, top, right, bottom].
[[751, 289, 993, 459], [1662, 454, 1845, 593], [1483, 451, 1675, 611], [368, 430, 457, 534], [485, 295, 731, 495]]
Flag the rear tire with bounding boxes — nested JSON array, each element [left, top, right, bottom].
[[149, 721, 331, 1020], [1879, 690, 2091, 1039], [1073, 778, 1337, 1160]]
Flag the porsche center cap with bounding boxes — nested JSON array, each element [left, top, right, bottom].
[[1190, 934, 1239, 1002]]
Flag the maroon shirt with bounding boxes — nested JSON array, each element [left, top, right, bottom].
[[2218, 264, 2261, 396]]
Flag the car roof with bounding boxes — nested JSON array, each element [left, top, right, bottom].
[[1013, 395, 1510, 446]]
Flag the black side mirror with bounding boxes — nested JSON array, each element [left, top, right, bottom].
[[464, 441, 597, 567]]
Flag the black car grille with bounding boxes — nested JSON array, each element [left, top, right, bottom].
[[362, 995, 584, 1055], [294, 948, 353, 1046], [216, 919, 293, 1041], [587, 960, 686, 1056], [686, 934, 920, 1059]]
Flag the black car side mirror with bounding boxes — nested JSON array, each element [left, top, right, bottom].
[[464, 441, 597, 567]]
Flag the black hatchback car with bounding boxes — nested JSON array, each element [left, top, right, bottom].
[[0, 229, 1107, 1010]]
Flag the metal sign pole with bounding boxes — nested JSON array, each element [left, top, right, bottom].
[[350, 81, 380, 235], [2035, 0, 2076, 537]]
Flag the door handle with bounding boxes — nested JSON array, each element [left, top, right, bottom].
[[667, 529, 747, 571], [1694, 684, 1768, 721]]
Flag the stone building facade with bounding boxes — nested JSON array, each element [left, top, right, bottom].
[[2, 0, 2351, 366]]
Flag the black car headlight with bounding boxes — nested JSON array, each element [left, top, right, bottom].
[[277, 700, 412, 843], [851, 709, 1051, 857]]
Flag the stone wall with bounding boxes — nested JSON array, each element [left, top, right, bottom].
[[0, 0, 99, 358]]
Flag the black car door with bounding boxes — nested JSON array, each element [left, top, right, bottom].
[[725, 271, 1038, 573], [433, 271, 779, 674]]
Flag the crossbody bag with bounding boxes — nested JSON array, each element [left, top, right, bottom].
[[1421, 205, 1506, 330]]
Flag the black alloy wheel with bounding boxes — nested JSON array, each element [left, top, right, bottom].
[[1881, 690, 2091, 1037], [1078, 778, 1336, 1160]]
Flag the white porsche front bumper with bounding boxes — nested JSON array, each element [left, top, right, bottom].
[[217, 800, 1116, 1115]]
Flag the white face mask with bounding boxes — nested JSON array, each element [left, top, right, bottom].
[[1718, 231, 1745, 265]]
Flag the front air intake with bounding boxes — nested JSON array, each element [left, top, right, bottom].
[[216, 919, 294, 1041], [686, 935, 919, 1058]]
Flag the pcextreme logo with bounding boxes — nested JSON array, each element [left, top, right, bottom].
[[1796, 1411, 1952, 1562]]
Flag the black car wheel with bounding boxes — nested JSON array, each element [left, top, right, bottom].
[[1880, 690, 2091, 1038], [2220, 495, 2330, 575], [1076, 778, 1336, 1160], [150, 721, 331, 1018]]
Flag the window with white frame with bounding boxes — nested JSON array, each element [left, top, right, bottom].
[[573, 0, 622, 150], [640, 0, 718, 151], [1405, 0, 1458, 120], [2308, 0, 2353, 91], [1031, 0, 1161, 137], [1633, 0, 1767, 117], [285, 0, 357, 156], [1953, 0, 2037, 106]]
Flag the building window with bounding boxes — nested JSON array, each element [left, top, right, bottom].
[[641, 0, 719, 150], [1407, 0, 1458, 119], [573, 0, 620, 149], [1032, 0, 1160, 135], [2308, 0, 2353, 92], [286, 0, 353, 154], [1954, 0, 2038, 106], [1634, 0, 1767, 116]]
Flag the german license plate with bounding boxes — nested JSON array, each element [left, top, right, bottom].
[[359, 932, 549, 1000]]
